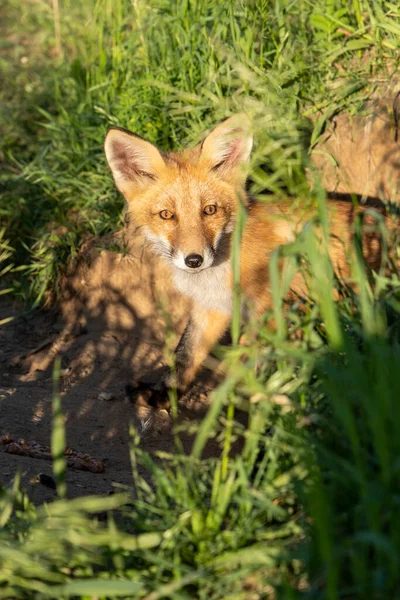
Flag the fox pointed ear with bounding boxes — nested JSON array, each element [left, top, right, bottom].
[[199, 114, 253, 176], [104, 128, 166, 198]]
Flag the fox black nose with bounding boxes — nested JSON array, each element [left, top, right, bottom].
[[185, 254, 203, 269]]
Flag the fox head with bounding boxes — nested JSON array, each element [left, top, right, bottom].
[[104, 115, 253, 272]]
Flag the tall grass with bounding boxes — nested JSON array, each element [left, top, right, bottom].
[[1, 0, 400, 598], [2, 210, 399, 597]]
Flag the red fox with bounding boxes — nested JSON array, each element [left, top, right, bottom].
[[105, 115, 394, 406]]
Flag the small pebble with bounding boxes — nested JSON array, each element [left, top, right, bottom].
[[98, 391, 115, 401]]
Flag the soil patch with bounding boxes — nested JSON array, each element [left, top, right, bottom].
[[0, 232, 224, 502]]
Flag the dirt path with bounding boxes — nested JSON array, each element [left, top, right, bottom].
[[0, 233, 222, 503]]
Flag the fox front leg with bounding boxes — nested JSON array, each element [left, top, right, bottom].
[[170, 306, 231, 392], [130, 307, 230, 410]]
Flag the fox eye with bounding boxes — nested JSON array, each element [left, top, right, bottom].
[[159, 210, 174, 220], [203, 204, 217, 216]]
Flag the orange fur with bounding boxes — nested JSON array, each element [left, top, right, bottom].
[[105, 116, 395, 398]]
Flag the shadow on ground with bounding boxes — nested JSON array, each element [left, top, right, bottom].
[[0, 231, 226, 503]]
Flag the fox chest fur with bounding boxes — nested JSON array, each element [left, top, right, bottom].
[[172, 259, 233, 314]]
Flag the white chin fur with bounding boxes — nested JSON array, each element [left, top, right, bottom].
[[172, 257, 232, 313]]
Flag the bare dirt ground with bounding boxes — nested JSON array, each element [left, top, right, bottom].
[[1, 94, 400, 503], [0, 233, 223, 502]]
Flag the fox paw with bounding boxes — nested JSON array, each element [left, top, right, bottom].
[[125, 381, 171, 411]]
